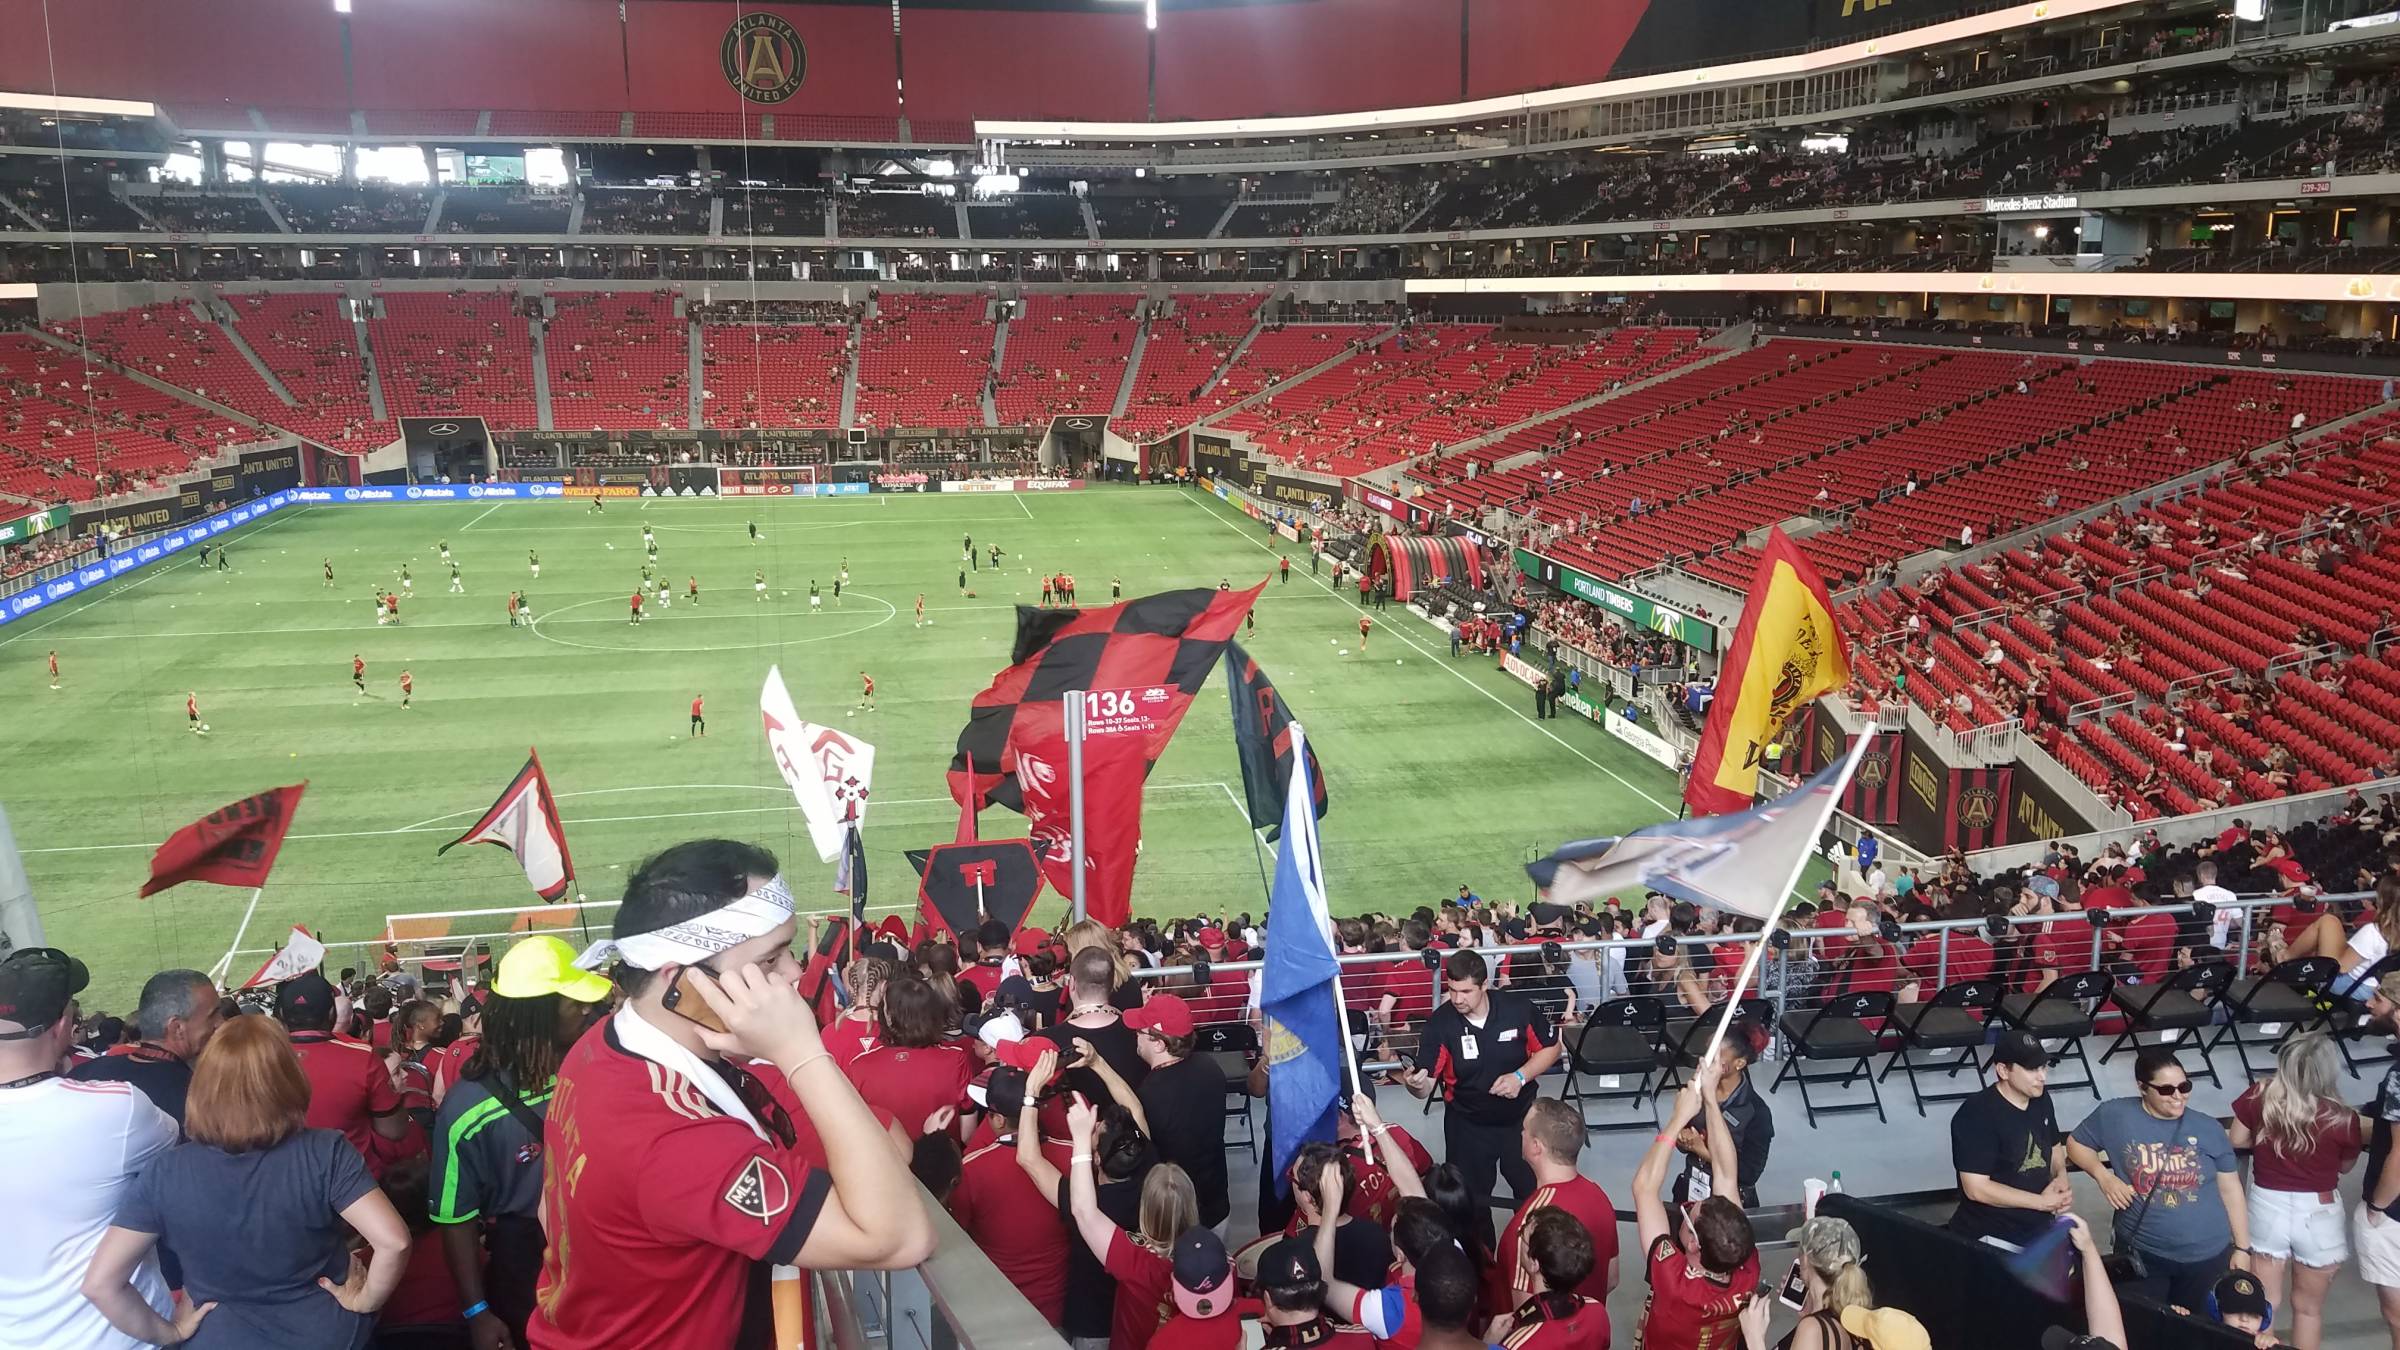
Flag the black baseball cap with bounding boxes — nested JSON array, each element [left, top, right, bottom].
[[1172, 1228, 1233, 1319], [1992, 1028, 2051, 1071], [0, 947, 89, 1036], [274, 970, 337, 1019], [2213, 1270, 2269, 1322], [1255, 1236, 1321, 1291]]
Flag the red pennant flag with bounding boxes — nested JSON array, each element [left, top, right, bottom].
[[438, 750, 576, 902], [140, 783, 308, 898]]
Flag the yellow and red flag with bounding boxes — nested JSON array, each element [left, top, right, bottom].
[[1684, 529, 1852, 817]]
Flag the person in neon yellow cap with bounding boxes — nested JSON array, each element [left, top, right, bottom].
[[429, 935, 612, 1348]]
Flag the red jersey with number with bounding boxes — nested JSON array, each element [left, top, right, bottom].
[[1636, 1235, 1757, 1350], [288, 1030, 402, 1164], [528, 1016, 832, 1350], [1494, 1174, 1621, 1311]]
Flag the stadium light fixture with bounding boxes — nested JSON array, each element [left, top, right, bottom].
[[333, 0, 351, 11], [1146, 0, 1158, 29]]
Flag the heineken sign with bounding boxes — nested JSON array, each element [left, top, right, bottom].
[[0, 504, 69, 547], [1513, 547, 1718, 652]]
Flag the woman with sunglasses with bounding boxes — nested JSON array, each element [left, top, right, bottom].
[[2065, 1047, 2251, 1310]]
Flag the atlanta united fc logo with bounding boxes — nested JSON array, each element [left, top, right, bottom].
[[723, 13, 807, 104]]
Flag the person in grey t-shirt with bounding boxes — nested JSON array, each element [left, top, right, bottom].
[[2066, 1047, 2250, 1311]]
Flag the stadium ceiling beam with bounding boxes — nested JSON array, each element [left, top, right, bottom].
[[1406, 271, 2400, 305]]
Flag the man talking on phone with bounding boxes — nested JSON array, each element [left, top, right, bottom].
[[529, 839, 934, 1350]]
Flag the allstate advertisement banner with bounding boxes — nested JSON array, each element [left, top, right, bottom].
[[3, 493, 292, 629], [287, 482, 570, 504]]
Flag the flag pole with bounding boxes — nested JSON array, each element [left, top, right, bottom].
[[1065, 690, 1088, 923], [210, 886, 266, 984], [1292, 722, 1376, 1169], [1697, 730, 1875, 1070]]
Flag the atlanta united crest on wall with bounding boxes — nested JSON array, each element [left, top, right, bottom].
[[723, 13, 807, 104]]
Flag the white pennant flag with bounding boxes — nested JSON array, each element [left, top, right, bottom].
[[241, 925, 327, 989], [761, 665, 877, 865]]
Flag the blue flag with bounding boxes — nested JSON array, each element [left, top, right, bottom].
[[1260, 723, 1344, 1196]]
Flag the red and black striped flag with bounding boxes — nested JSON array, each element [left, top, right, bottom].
[[1223, 642, 1327, 841], [948, 582, 1265, 924], [140, 783, 308, 897]]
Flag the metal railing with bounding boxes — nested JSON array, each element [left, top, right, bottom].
[[1125, 892, 2367, 1082], [815, 1185, 1065, 1350]]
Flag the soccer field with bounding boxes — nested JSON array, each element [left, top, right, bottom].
[[6, 485, 1692, 1004]]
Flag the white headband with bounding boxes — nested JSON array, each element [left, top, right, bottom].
[[575, 875, 797, 971]]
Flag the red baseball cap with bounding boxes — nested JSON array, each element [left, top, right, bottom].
[[1125, 993, 1196, 1039], [1196, 926, 1227, 949], [993, 1037, 1052, 1072], [1013, 927, 1050, 957]]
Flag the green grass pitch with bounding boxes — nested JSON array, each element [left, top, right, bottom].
[[7, 485, 1695, 1005]]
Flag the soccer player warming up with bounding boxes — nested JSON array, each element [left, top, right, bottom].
[[528, 550, 540, 580], [687, 575, 699, 606], [856, 672, 876, 713], [48, 649, 59, 690], [1358, 615, 1372, 652], [754, 570, 767, 602], [353, 655, 367, 695], [187, 692, 206, 735], [690, 694, 706, 737], [629, 589, 645, 625], [399, 670, 413, 710], [809, 581, 822, 614], [323, 558, 335, 588], [914, 594, 927, 628]]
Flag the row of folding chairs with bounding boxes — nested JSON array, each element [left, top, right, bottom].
[[1559, 955, 2367, 1132]]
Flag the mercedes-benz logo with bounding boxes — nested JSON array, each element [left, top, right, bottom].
[[1063, 418, 1094, 430], [427, 422, 462, 435]]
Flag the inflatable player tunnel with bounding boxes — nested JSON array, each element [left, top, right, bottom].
[[1386, 535, 1484, 601]]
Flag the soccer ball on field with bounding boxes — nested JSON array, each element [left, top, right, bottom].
[[200, 723, 210, 732]]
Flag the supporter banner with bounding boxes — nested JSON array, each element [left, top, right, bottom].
[[310, 445, 359, 487], [1946, 767, 2014, 852], [235, 446, 302, 495], [1191, 434, 1244, 485], [0, 504, 68, 547], [1840, 732, 1903, 825], [2006, 761, 2099, 843], [286, 483, 570, 504], [5, 494, 293, 631], [1512, 548, 1719, 653], [1894, 733, 1951, 856]]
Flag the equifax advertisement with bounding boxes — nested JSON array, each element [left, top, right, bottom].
[[2, 493, 293, 630]]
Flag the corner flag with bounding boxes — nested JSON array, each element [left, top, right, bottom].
[[1684, 528, 1852, 817], [1260, 722, 1344, 1195]]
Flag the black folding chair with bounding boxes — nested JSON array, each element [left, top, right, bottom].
[[1658, 997, 1776, 1093], [2338, 953, 2400, 1079], [1878, 978, 2002, 1117], [2206, 957, 2340, 1081], [1993, 970, 2115, 1099], [1197, 1022, 1260, 1156], [1560, 997, 1666, 1133], [1773, 990, 1896, 1126], [2101, 959, 2234, 1086]]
